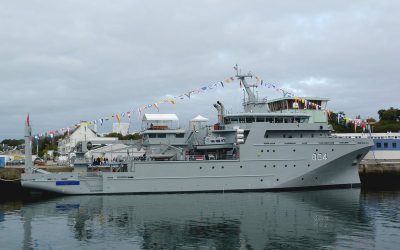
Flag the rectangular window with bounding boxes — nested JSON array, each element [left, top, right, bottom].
[[149, 134, 156, 138], [376, 142, 381, 148], [256, 117, 265, 122], [384, 142, 388, 148], [246, 117, 255, 123], [176, 133, 184, 138], [392, 142, 397, 148], [157, 134, 166, 138], [275, 117, 283, 123], [265, 117, 274, 123]]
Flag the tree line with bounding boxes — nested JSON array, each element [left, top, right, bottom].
[[328, 107, 400, 133]]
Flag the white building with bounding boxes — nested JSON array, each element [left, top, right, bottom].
[[113, 123, 130, 136], [58, 124, 116, 156]]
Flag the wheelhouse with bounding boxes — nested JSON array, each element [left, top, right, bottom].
[[223, 113, 311, 124]]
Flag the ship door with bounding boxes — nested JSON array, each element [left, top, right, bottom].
[[130, 162, 135, 172]]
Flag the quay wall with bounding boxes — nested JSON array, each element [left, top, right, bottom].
[[359, 161, 400, 188]]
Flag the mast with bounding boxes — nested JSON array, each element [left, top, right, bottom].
[[234, 64, 256, 103], [24, 114, 33, 173]]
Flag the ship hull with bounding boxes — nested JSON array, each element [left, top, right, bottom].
[[21, 141, 372, 195]]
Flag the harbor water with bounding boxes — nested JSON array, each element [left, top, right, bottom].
[[1, 189, 400, 249]]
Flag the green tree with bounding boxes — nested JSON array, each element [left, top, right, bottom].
[[328, 112, 362, 133], [1, 139, 24, 147], [374, 107, 400, 132], [104, 133, 141, 140]]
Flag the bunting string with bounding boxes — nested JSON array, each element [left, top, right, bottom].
[[34, 75, 367, 138]]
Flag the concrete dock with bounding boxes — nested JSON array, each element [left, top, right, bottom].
[[359, 160, 400, 189], [0, 165, 72, 200]]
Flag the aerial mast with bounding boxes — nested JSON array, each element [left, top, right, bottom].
[[234, 64, 257, 104], [24, 114, 33, 174]]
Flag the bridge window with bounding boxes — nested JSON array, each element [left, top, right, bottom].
[[275, 117, 283, 123], [149, 134, 156, 138], [393, 142, 397, 148], [176, 133, 184, 138], [384, 142, 388, 148], [266, 117, 274, 123], [246, 117, 255, 123], [256, 117, 265, 122], [157, 134, 166, 138], [284, 117, 293, 123], [376, 142, 381, 148]]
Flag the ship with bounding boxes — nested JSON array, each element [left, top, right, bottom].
[[21, 68, 373, 194]]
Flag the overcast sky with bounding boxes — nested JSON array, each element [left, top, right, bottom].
[[1, 0, 399, 140]]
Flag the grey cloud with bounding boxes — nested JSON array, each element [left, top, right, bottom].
[[0, 0, 399, 139]]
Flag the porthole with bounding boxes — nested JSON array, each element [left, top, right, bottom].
[[315, 177, 318, 180], [240, 165, 243, 168], [316, 149, 318, 152], [273, 150, 275, 152], [199, 167, 202, 169], [261, 179, 263, 182], [332, 149, 334, 151], [293, 165, 296, 167], [261, 150, 264, 153], [273, 165, 276, 168], [293, 149, 296, 152], [212, 166, 215, 169], [221, 166, 224, 169], [264, 165, 267, 168], [276, 179, 279, 181], [267, 150, 270, 152], [301, 178, 304, 181], [285, 165, 287, 167], [308, 164, 310, 167]]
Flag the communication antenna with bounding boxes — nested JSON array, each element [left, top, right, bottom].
[[234, 64, 257, 103]]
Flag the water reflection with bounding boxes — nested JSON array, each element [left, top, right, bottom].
[[1, 189, 400, 249]]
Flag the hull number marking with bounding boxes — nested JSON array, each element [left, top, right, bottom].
[[312, 153, 327, 161]]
